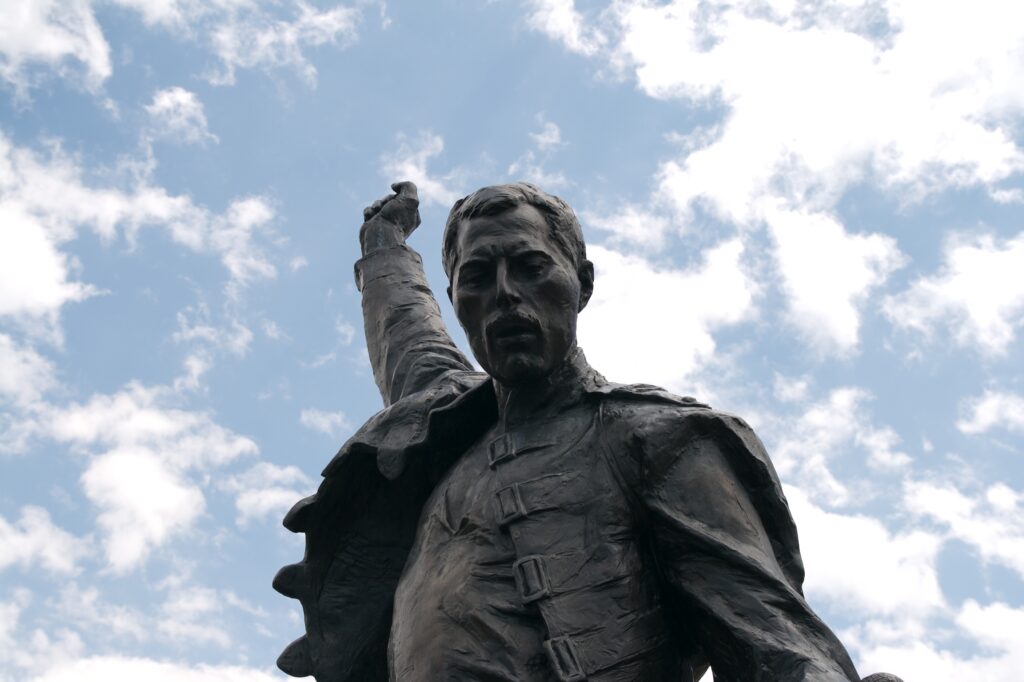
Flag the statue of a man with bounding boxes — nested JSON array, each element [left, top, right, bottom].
[[274, 181, 895, 681]]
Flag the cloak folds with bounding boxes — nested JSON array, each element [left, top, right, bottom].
[[273, 370, 808, 682]]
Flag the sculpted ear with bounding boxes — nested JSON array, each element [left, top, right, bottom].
[[577, 260, 594, 312]]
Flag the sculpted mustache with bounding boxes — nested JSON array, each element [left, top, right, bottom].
[[486, 313, 541, 336]]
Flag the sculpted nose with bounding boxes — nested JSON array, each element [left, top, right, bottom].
[[495, 261, 520, 309]]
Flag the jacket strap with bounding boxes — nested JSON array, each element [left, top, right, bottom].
[[542, 609, 670, 681], [487, 429, 562, 467], [494, 471, 588, 526]]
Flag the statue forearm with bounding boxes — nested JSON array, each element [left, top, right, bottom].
[[352, 182, 472, 406], [359, 216, 406, 256], [355, 233, 471, 407]]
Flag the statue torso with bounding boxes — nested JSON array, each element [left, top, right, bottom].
[[389, 394, 697, 682], [389, 416, 554, 682]]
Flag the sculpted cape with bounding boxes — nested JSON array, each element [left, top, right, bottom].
[[274, 240, 863, 681]]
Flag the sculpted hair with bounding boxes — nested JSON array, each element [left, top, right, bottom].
[[442, 182, 587, 280]]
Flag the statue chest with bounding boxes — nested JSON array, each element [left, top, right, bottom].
[[393, 402, 681, 681]]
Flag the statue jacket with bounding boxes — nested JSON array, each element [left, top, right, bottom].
[[274, 245, 862, 682]]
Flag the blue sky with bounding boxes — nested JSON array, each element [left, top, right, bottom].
[[1, 1, 1022, 680]]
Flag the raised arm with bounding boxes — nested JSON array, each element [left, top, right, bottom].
[[355, 181, 472, 406]]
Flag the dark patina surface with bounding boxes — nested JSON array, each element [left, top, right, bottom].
[[274, 182, 903, 682]]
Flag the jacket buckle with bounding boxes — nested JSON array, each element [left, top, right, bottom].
[[513, 555, 551, 603], [495, 483, 528, 526], [488, 433, 516, 468], [544, 635, 587, 681]]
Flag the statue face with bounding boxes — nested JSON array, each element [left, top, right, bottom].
[[449, 204, 585, 386]]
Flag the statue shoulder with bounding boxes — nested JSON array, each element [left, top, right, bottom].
[[594, 383, 720, 473], [594, 386, 803, 589], [604, 392, 771, 483], [594, 382, 722, 449], [594, 383, 762, 452], [594, 381, 711, 411]]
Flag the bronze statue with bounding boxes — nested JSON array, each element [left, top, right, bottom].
[[274, 181, 902, 681]]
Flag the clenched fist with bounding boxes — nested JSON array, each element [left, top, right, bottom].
[[359, 181, 421, 254]]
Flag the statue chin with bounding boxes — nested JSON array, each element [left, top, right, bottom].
[[486, 352, 551, 387]]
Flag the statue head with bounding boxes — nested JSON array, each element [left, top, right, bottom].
[[443, 183, 595, 386]]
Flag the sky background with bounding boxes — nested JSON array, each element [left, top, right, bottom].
[[1, 1, 1022, 680]]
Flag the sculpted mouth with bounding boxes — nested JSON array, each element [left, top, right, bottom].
[[488, 315, 540, 345]]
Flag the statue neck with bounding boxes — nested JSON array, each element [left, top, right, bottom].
[[492, 346, 592, 428]]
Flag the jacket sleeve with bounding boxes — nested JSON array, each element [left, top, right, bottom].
[[636, 407, 861, 682], [355, 243, 472, 406]]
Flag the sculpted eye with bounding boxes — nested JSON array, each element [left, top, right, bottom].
[[517, 255, 549, 277], [458, 265, 488, 287]]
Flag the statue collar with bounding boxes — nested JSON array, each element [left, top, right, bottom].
[[492, 347, 607, 428]]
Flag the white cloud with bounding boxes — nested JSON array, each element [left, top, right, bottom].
[[530, 117, 563, 151], [770, 388, 910, 507], [29, 655, 282, 682], [260, 319, 283, 340], [904, 480, 1024, 578], [784, 473, 1024, 682], [0, 334, 56, 407], [173, 353, 213, 394], [157, 585, 231, 648], [0, 589, 84, 676], [530, 2, 1024, 357], [208, 197, 278, 294], [959, 599, 1024, 652], [335, 316, 355, 345], [0, 507, 89, 575], [34, 381, 258, 572], [853, 601, 1024, 682], [3, 580, 276, 677], [578, 239, 755, 391], [52, 584, 147, 642], [0, 131, 277, 336], [80, 448, 205, 573], [145, 87, 217, 145], [608, 1, 1024, 222], [221, 461, 312, 525], [884, 232, 1024, 356], [208, 2, 361, 87], [582, 204, 671, 249], [380, 131, 462, 207], [957, 389, 1024, 435], [303, 352, 337, 369], [174, 305, 254, 357], [48, 382, 257, 470], [509, 159, 566, 190], [0, 589, 32, 658], [786, 486, 944, 618], [0, 202, 99, 333], [0, 0, 110, 94], [105, 0, 195, 27], [773, 373, 811, 403], [508, 116, 569, 189], [768, 206, 905, 353], [0, 1, 363, 93], [299, 316, 356, 370], [507, 151, 568, 189], [51, 579, 267, 651], [299, 408, 351, 439], [0, 129, 280, 575], [525, 0, 606, 56]]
